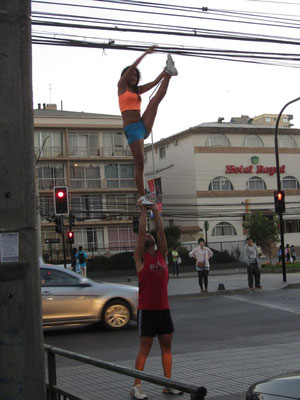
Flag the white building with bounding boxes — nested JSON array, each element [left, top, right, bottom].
[[144, 115, 300, 256]]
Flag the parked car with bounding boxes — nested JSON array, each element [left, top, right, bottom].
[[40, 265, 138, 330], [245, 371, 300, 399]]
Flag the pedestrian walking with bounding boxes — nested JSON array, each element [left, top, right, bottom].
[[290, 245, 296, 263], [171, 247, 180, 277], [244, 237, 262, 292], [131, 200, 183, 399], [76, 246, 87, 277], [189, 238, 213, 293], [118, 46, 178, 206], [278, 245, 283, 263], [286, 244, 292, 262]]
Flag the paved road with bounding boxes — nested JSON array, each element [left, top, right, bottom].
[[44, 270, 300, 399]]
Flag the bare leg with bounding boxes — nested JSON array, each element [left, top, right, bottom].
[[129, 139, 145, 197], [158, 333, 173, 379], [142, 73, 171, 134], [134, 337, 153, 385]]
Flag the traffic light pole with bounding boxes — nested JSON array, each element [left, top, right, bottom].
[[274, 96, 300, 282]]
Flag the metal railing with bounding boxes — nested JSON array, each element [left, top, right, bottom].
[[44, 344, 207, 400]]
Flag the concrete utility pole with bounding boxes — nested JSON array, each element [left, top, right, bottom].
[[0, 1, 46, 399]]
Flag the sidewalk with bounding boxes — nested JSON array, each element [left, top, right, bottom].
[[95, 268, 300, 297]]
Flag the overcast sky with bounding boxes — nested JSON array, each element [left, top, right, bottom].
[[32, 0, 300, 143]]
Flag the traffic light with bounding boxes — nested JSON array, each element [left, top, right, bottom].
[[68, 212, 76, 230], [274, 190, 285, 213], [133, 216, 139, 233], [54, 186, 69, 215], [67, 231, 74, 244], [55, 216, 62, 234]]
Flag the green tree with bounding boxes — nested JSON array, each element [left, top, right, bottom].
[[243, 211, 280, 262], [151, 225, 181, 250]]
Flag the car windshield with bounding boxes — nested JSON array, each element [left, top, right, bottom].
[[41, 268, 80, 286]]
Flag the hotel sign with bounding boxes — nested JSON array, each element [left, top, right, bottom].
[[225, 164, 286, 176]]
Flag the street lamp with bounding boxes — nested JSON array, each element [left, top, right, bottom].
[[274, 96, 300, 282]]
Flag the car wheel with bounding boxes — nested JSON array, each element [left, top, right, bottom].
[[102, 299, 131, 330]]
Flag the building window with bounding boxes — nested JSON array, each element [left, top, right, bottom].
[[105, 194, 136, 220], [68, 131, 100, 157], [265, 117, 271, 123], [246, 176, 267, 190], [38, 163, 65, 190], [282, 176, 300, 189], [71, 194, 102, 220], [243, 135, 264, 147], [159, 146, 166, 159], [74, 227, 104, 252], [39, 194, 54, 222], [278, 135, 296, 148], [34, 130, 63, 158], [105, 163, 135, 188], [70, 163, 101, 189], [284, 219, 300, 233], [108, 226, 137, 251], [144, 152, 148, 164], [206, 134, 231, 147], [208, 176, 234, 191], [103, 131, 130, 156], [212, 222, 237, 236]]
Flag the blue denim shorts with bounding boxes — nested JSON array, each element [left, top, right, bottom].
[[124, 120, 149, 145]]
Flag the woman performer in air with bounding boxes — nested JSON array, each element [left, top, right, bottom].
[[118, 46, 178, 205]]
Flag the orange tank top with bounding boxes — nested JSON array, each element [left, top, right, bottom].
[[118, 90, 141, 112]]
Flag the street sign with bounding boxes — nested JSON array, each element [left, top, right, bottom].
[[45, 239, 60, 244]]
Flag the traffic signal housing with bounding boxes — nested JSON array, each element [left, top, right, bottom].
[[133, 216, 139, 233], [54, 186, 69, 215], [274, 190, 285, 214], [67, 231, 74, 244], [54, 216, 62, 234]]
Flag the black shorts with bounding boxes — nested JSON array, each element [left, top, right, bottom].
[[137, 309, 174, 337]]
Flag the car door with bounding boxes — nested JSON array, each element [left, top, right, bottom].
[[41, 268, 98, 324]]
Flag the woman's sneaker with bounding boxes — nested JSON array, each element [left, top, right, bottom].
[[138, 195, 153, 207], [162, 386, 184, 395], [131, 384, 148, 399], [165, 54, 178, 76]]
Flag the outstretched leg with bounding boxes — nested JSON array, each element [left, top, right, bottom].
[[129, 139, 145, 197], [142, 72, 171, 134]]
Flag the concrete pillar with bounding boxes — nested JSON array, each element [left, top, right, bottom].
[[0, 1, 46, 399]]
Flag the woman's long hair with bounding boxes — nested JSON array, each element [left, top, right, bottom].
[[121, 66, 141, 99]]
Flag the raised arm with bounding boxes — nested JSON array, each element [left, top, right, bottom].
[[134, 206, 148, 273], [118, 46, 156, 94], [152, 203, 167, 258]]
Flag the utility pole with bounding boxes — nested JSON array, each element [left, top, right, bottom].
[[0, 1, 46, 399]]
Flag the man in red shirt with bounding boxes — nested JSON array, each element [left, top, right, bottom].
[[131, 201, 183, 399]]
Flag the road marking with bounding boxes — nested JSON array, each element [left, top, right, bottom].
[[226, 295, 300, 315]]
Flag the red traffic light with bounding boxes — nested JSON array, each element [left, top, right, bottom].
[[53, 186, 69, 215], [274, 190, 285, 213], [67, 231, 74, 244], [277, 192, 283, 201], [57, 191, 65, 199]]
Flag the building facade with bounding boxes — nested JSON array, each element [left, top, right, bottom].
[[144, 115, 300, 256], [34, 104, 137, 261]]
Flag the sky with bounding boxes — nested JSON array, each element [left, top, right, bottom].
[[31, 0, 300, 143]]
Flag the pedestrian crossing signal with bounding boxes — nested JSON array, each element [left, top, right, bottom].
[[274, 190, 285, 214]]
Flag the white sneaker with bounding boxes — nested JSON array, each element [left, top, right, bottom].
[[162, 386, 184, 395], [138, 195, 153, 207], [165, 54, 178, 76], [131, 384, 148, 399]]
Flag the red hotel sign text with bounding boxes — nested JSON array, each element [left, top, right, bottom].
[[225, 165, 286, 176]]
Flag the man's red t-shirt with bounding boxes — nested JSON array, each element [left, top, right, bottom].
[[138, 249, 169, 310]]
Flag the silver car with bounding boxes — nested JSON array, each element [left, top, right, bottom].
[[40, 265, 138, 330]]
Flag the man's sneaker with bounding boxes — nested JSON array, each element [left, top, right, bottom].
[[162, 386, 183, 395], [138, 195, 153, 207], [131, 384, 148, 399], [255, 285, 263, 289], [165, 54, 178, 76]]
